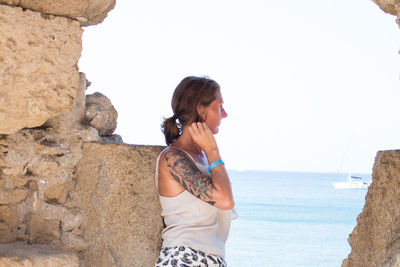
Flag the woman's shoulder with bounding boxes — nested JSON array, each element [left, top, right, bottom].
[[160, 146, 209, 177], [161, 145, 193, 160], [159, 146, 190, 164], [160, 146, 180, 158], [157, 147, 188, 196]]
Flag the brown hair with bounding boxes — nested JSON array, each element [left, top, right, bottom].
[[161, 76, 220, 145]]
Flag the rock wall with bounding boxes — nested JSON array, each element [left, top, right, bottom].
[[373, 0, 400, 26], [0, 129, 164, 266], [0, 4, 82, 134], [0, 242, 80, 267], [0, 1, 165, 266], [68, 143, 164, 267], [0, 0, 116, 26], [342, 151, 400, 267], [341, 2, 400, 267]]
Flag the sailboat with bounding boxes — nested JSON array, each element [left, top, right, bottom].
[[333, 174, 371, 189]]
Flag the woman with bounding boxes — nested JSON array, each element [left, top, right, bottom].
[[155, 76, 236, 267]]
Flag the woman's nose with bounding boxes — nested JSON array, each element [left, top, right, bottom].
[[221, 107, 228, 118]]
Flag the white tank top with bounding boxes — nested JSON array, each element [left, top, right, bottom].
[[155, 147, 237, 259]]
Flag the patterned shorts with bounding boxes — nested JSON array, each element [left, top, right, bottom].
[[155, 246, 227, 267]]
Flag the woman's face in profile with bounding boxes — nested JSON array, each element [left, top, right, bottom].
[[202, 91, 227, 134]]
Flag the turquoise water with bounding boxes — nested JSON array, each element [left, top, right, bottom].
[[225, 170, 369, 267]]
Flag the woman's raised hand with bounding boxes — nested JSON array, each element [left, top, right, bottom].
[[188, 122, 218, 155]]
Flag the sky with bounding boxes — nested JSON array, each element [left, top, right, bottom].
[[78, 0, 400, 173]]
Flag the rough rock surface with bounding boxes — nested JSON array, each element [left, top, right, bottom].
[[0, 4, 82, 135], [85, 92, 118, 136], [44, 73, 88, 134], [0, 129, 86, 246], [44, 72, 101, 143], [0, 242, 79, 267], [66, 142, 164, 267], [0, 128, 164, 265], [0, 0, 163, 266], [342, 150, 400, 267], [373, 0, 400, 15], [373, 0, 400, 26], [0, 0, 116, 26]]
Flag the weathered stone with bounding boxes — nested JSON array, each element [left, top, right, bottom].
[[10, 175, 31, 188], [0, 188, 28, 205], [0, 128, 86, 243], [73, 126, 101, 142], [0, 2, 167, 262], [30, 131, 86, 168], [1, 166, 24, 176], [0, 242, 79, 266], [0, 0, 18, 5], [342, 150, 400, 267], [44, 182, 75, 204], [373, 0, 400, 27], [33, 144, 69, 157], [385, 254, 400, 267], [373, 0, 400, 15], [27, 202, 79, 232], [26, 214, 60, 244], [85, 92, 118, 136], [61, 212, 83, 233], [0, 4, 82, 134], [0, 136, 164, 263], [0, 225, 27, 244], [44, 73, 88, 133], [4, 132, 35, 169], [43, 72, 102, 142], [0, 0, 116, 26], [100, 134, 123, 144], [0, 206, 20, 243], [60, 232, 87, 251], [66, 142, 164, 267], [27, 157, 60, 178], [52, 150, 81, 170], [0, 206, 19, 229], [0, 139, 7, 147]]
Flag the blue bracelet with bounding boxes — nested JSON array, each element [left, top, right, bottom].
[[208, 160, 224, 172]]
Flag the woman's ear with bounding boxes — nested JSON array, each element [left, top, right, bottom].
[[197, 105, 206, 121]]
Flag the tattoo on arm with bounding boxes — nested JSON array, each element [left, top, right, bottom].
[[164, 149, 216, 206]]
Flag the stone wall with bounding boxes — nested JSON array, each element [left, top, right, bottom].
[[0, 0, 117, 135], [0, 129, 164, 266], [342, 151, 400, 267], [0, 0, 116, 26], [373, 0, 400, 26], [341, 2, 400, 267], [0, 1, 165, 266], [0, 4, 82, 134], [68, 143, 164, 267], [0, 242, 80, 266]]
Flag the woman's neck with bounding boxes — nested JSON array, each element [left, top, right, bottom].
[[172, 126, 202, 155]]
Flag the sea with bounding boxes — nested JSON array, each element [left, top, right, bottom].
[[224, 170, 370, 267]]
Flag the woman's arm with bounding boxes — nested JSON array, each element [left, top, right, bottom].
[[162, 122, 234, 209], [161, 147, 234, 210]]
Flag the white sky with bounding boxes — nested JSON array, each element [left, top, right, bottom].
[[79, 0, 400, 173]]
